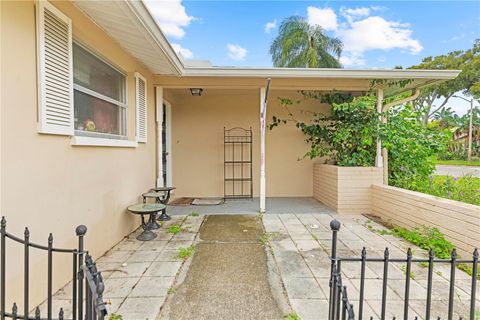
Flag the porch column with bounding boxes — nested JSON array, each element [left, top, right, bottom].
[[260, 87, 266, 213], [155, 86, 164, 188], [375, 88, 384, 168]]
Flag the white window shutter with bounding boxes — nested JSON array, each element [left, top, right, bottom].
[[135, 73, 147, 143], [36, 0, 73, 135]]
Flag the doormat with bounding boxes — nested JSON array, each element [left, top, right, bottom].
[[169, 197, 194, 206], [192, 198, 224, 206]]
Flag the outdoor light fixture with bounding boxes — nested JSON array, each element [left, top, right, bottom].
[[190, 88, 203, 96]]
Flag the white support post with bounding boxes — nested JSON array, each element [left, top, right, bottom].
[[260, 87, 267, 213], [155, 86, 164, 188], [375, 88, 384, 168]]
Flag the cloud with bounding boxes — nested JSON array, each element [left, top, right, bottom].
[[145, 0, 193, 39], [337, 16, 423, 56], [227, 44, 247, 61], [340, 7, 370, 23], [340, 53, 366, 67], [264, 19, 277, 34], [171, 43, 193, 59], [307, 7, 338, 31]]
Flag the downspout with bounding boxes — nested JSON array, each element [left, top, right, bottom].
[[380, 88, 421, 184]]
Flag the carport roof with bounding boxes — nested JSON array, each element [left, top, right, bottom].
[[73, 0, 460, 96]]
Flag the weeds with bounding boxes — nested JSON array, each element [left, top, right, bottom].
[[284, 312, 301, 320], [191, 212, 199, 217], [109, 314, 123, 320], [168, 225, 182, 234], [400, 265, 415, 280], [167, 287, 176, 294], [177, 245, 196, 259]]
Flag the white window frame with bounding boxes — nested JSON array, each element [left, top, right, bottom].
[[72, 41, 128, 140]]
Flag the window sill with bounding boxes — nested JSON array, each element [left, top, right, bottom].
[[71, 136, 138, 148]]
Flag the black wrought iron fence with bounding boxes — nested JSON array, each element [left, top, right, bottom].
[[0, 217, 107, 320], [328, 219, 478, 320]]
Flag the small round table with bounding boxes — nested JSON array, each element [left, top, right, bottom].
[[127, 203, 165, 241], [148, 187, 176, 221]]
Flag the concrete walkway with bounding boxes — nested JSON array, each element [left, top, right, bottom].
[[159, 215, 285, 320], [435, 165, 480, 177], [39, 213, 477, 319]]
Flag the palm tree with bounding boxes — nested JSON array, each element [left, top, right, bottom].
[[270, 16, 343, 68]]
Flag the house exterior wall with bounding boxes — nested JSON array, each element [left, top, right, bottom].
[[313, 164, 383, 214], [162, 89, 329, 199], [372, 184, 480, 257], [1, 0, 156, 307]]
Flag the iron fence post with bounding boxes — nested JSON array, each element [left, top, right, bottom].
[[1, 217, 6, 320], [359, 247, 366, 320], [381, 248, 389, 320], [426, 249, 434, 320], [448, 249, 457, 320], [470, 248, 478, 320], [76, 225, 87, 320], [329, 220, 341, 320], [403, 248, 412, 320], [23, 228, 29, 320], [47, 233, 53, 320]]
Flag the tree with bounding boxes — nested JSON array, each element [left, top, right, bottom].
[[409, 39, 480, 125], [269, 16, 343, 68]]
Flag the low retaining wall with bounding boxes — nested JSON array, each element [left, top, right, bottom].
[[313, 164, 383, 214], [372, 184, 480, 257]]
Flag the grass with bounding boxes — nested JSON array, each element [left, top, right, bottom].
[[168, 225, 182, 234], [177, 245, 196, 259], [434, 159, 480, 166], [108, 314, 123, 320], [284, 312, 301, 320], [190, 212, 200, 217]]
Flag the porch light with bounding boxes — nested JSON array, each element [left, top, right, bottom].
[[190, 88, 203, 96]]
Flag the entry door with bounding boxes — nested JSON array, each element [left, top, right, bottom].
[[162, 103, 168, 186]]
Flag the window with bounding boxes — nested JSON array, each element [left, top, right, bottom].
[[73, 42, 126, 138]]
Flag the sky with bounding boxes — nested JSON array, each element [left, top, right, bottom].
[[144, 0, 480, 115]]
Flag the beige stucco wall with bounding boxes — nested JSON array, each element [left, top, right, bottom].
[[162, 89, 329, 199], [372, 184, 480, 257], [1, 0, 156, 308], [313, 164, 383, 214]]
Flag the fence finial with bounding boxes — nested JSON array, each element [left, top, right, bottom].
[[330, 219, 341, 231], [473, 248, 478, 259], [75, 225, 87, 236], [1, 217, 6, 229]]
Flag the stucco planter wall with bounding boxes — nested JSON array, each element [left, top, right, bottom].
[[372, 184, 480, 257], [313, 164, 383, 214]]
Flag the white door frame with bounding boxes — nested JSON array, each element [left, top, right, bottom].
[[155, 86, 173, 188], [164, 99, 173, 187]]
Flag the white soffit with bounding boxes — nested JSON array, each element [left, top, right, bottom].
[[73, 0, 182, 75]]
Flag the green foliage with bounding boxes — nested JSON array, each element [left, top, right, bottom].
[[190, 212, 200, 217], [381, 105, 449, 189], [177, 245, 196, 259], [390, 225, 454, 259], [168, 225, 182, 234], [270, 16, 342, 68], [271, 94, 379, 166], [109, 314, 123, 320], [284, 312, 302, 320], [412, 175, 480, 206], [410, 40, 480, 124], [457, 263, 480, 280]]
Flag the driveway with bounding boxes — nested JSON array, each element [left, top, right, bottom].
[[435, 164, 480, 177]]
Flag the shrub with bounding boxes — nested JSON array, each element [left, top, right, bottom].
[[412, 175, 480, 206]]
